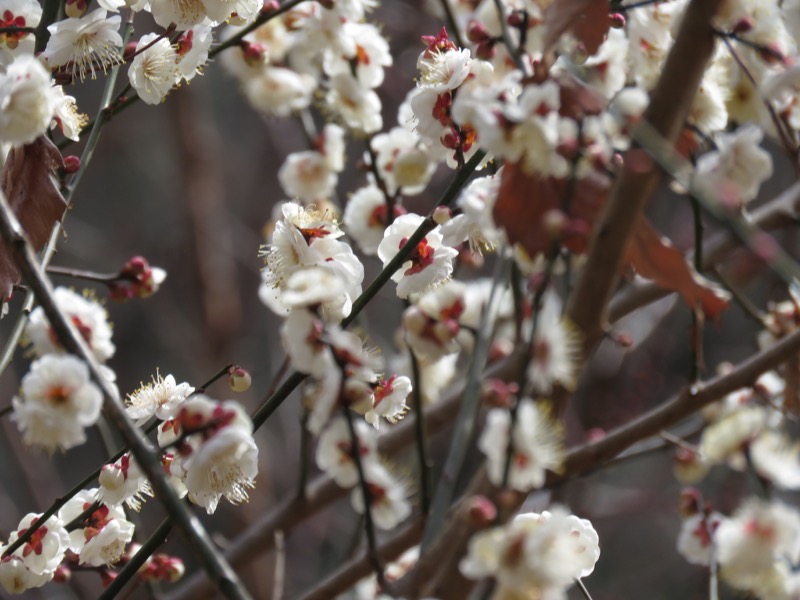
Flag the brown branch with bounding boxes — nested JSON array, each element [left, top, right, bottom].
[[608, 180, 800, 323], [566, 0, 724, 356], [399, 324, 800, 599]]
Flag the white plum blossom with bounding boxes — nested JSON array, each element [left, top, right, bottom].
[[125, 372, 195, 426], [0, 54, 58, 145], [460, 508, 600, 599], [440, 173, 503, 253], [750, 430, 800, 490], [377, 213, 458, 299], [369, 127, 437, 196], [327, 73, 383, 134], [4, 513, 69, 582], [323, 21, 392, 89], [176, 25, 213, 81], [343, 184, 396, 256], [12, 354, 103, 453], [50, 85, 88, 141], [43, 9, 122, 81], [350, 462, 411, 530], [0, 555, 52, 594], [694, 124, 774, 209], [526, 291, 581, 394], [98, 453, 154, 511], [243, 67, 316, 116], [362, 375, 412, 429], [479, 399, 565, 491], [699, 404, 767, 465], [316, 415, 378, 487], [716, 498, 800, 594], [60, 489, 135, 566], [173, 395, 259, 514], [676, 511, 727, 566], [278, 124, 346, 202], [402, 281, 466, 361], [0, 0, 42, 61], [25, 287, 115, 362], [128, 33, 180, 105], [417, 46, 472, 93], [281, 309, 335, 378]]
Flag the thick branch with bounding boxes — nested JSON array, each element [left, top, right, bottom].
[[566, 0, 724, 355]]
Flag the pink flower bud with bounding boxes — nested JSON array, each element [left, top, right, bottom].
[[609, 12, 626, 29], [475, 39, 496, 61], [432, 206, 452, 225], [465, 495, 498, 528], [63, 155, 81, 174], [467, 20, 490, 43]]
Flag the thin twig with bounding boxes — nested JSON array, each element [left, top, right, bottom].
[[407, 343, 432, 515], [439, 0, 466, 49], [342, 404, 392, 594], [272, 531, 286, 600], [690, 196, 704, 381], [574, 578, 594, 600]]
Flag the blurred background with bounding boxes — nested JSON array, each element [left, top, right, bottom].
[[0, 0, 798, 598]]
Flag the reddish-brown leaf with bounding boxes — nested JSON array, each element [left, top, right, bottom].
[[493, 160, 610, 258], [494, 160, 731, 320], [0, 136, 67, 301], [544, 0, 610, 56], [626, 220, 730, 320]]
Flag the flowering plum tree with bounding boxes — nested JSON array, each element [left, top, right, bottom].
[[0, 0, 799, 598]]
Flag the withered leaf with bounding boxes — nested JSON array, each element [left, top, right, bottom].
[[544, 0, 610, 57], [0, 136, 67, 302], [493, 160, 731, 320], [626, 219, 731, 320]]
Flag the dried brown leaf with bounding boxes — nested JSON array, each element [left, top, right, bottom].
[[0, 136, 67, 301], [544, 0, 610, 56]]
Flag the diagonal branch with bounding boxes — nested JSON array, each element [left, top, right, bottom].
[[566, 0, 724, 356], [0, 189, 253, 600]]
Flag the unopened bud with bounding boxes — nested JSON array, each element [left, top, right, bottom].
[[432, 205, 452, 225], [475, 39, 496, 61], [609, 12, 626, 29], [586, 427, 606, 442], [241, 40, 268, 66], [159, 556, 185, 583], [64, 0, 87, 18], [506, 10, 525, 28], [227, 366, 252, 392], [53, 565, 72, 583], [731, 17, 753, 34], [758, 42, 786, 65], [441, 129, 461, 150], [481, 378, 517, 408], [615, 331, 633, 347], [465, 495, 498, 528], [466, 20, 490, 43], [261, 0, 280, 12], [63, 155, 81, 174], [100, 570, 118, 588], [488, 338, 513, 363]]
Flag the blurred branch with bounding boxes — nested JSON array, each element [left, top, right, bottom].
[[566, 0, 724, 355]]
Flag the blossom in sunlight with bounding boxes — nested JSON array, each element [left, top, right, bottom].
[[350, 461, 411, 530], [0, 54, 58, 145], [460, 508, 600, 599], [60, 489, 134, 566], [25, 287, 115, 363], [50, 85, 88, 141], [316, 415, 378, 487], [343, 184, 403, 256], [175, 25, 213, 82], [278, 124, 345, 202], [12, 354, 103, 453], [128, 33, 180, 105], [43, 9, 122, 82], [377, 213, 458, 299], [750, 430, 800, 490], [172, 395, 258, 514], [125, 371, 195, 426], [440, 173, 503, 253], [370, 127, 437, 197], [98, 453, 154, 511], [479, 399, 565, 491]]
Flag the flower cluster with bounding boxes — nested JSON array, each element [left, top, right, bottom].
[[460, 507, 600, 600]]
